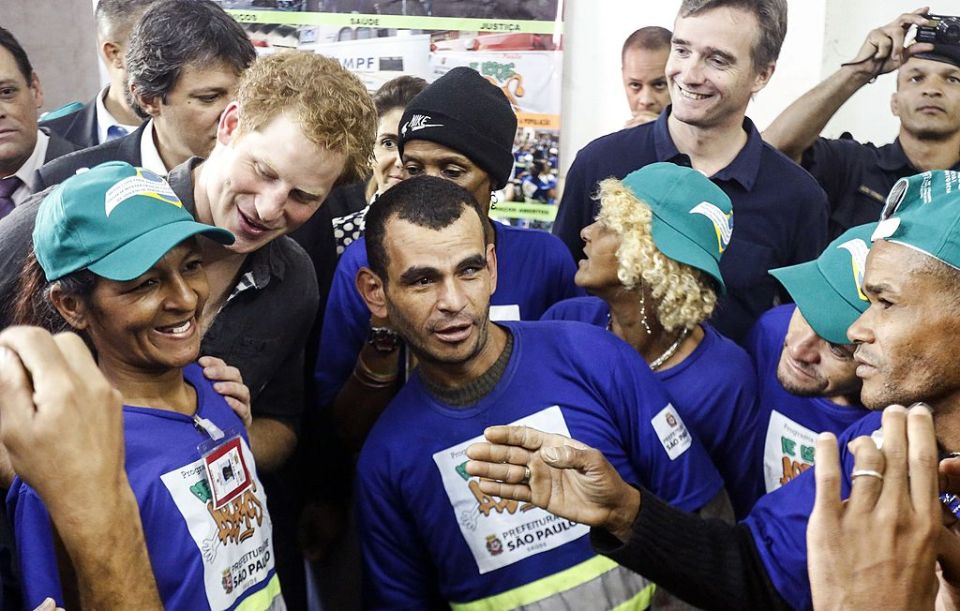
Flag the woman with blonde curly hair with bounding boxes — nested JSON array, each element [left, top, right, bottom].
[[543, 162, 765, 518]]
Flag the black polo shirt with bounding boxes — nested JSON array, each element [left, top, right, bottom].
[[802, 135, 960, 240], [553, 108, 829, 342], [0, 159, 318, 427]]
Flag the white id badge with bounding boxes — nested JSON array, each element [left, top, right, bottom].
[[198, 433, 252, 509]]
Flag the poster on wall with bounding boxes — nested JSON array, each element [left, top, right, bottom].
[[215, 0, 564, 231]]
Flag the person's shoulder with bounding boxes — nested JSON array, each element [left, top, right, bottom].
[[37, 137, 132, 186], [699, 324, 756, 375], [753, 304, 794, 339], [272, 235, 318, 288], [357, 383, 429, 469], [577, 123, 654, 159], [339, 235, 369, 269], [512, 319, 630, 362], [541, 296, 606, 323], [38, 100, 91, 132], [757, 139, 828, 196], [497, 223, 570, 258], [836, 410, 883, 444]]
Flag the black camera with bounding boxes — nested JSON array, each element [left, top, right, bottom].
[[917, 14, 960, 45]]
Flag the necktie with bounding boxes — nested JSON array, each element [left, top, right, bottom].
[[0, 176, 22, 220], [106, 125, 129, 141]]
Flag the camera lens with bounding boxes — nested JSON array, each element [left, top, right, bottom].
[[945, 23, 960, 44]]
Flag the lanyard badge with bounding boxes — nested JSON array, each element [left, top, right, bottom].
[[195, 415, 252, 509]]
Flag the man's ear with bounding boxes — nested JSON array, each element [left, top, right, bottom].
[[132, 84, 160, 119], [890, 91, 901, 118], [486, 242, 498, 295], [29, 72, 43, 111], [101, 40, 124, 69], [49, 285, 91, 331], [750, 61, 776, 94], [217, 101, 241, 145], [356, 267, 389, 320]]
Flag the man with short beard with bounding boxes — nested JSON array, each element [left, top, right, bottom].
[[764, 9, 960, 239], [353, 175, 725, 609], [745, 223, 875, 494]]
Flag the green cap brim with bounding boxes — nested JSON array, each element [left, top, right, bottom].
[[770, 261, 859, 345], [87, 221, 234, 281], [650, 216, 726, 294]]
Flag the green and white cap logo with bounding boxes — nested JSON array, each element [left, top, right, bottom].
[[769, 222, 877, 345], [621, 162, 733, 293], [872, 170, 960, 271], [34, 161, 234, 282]]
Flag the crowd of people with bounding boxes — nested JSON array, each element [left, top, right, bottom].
[[2, 0, 960, 609]]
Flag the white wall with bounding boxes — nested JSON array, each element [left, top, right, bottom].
[[560, 0, 960, 179], [7, 0, 100, 112]]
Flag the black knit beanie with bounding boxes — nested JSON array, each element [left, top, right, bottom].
[[398, 67, 517, 190]]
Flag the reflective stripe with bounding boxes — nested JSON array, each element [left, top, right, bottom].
[[234, 574, 285, 611], [450, 555, 654, 611]]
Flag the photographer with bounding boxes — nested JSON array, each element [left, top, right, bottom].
[[763, 7, 960, 239]]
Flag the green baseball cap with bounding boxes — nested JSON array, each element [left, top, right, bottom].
[[871, 170, 960, 270], [34, 161, 234, 282], [769, 222, 876, 345], [621, 162, 733, 293]]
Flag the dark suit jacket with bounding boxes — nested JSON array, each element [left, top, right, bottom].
[[38, 97, 99, 150], [41, 128, 79, 164], [33, 122, 146, 191]]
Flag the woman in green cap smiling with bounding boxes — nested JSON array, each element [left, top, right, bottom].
[[10, 161, 284, 610], [542, 161, 764, 518]]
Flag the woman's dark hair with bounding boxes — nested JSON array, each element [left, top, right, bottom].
[[14, 248, 97, 334], [373, 75, 428, 117]]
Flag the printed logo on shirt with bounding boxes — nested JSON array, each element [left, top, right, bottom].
[[837, 238, 870, 302], [432, 405, 589, 574], [689, 201, 734, 253], [486, 534, 504, 556], [763, 410, 818, 492], [651, 404, 692, 460], [161, 438, 277, 608]]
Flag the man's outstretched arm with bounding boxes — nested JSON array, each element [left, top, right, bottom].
[[0, 328, 162, 610], [763, 8, 932, 162], [466, 426, 788, 610]]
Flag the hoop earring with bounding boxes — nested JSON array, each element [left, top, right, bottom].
[[490, 191, 498, 210]]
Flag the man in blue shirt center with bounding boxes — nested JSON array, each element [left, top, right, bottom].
[[353, 175, 725, 609]]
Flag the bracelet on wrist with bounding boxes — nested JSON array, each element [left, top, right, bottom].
[[353, 354, 399, 388]]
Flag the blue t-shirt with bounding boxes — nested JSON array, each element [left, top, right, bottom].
[[551, 108, 830, 342], [10, 364, 281, 611], [542, 296, 764, 518], [314, 221, 582, 406], [744, 305, 870, 494], [356, 320, 724, 609], [744, 411, 881, 610]]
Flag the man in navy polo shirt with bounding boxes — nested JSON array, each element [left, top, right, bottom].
[[552, 0, 829, 342]]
